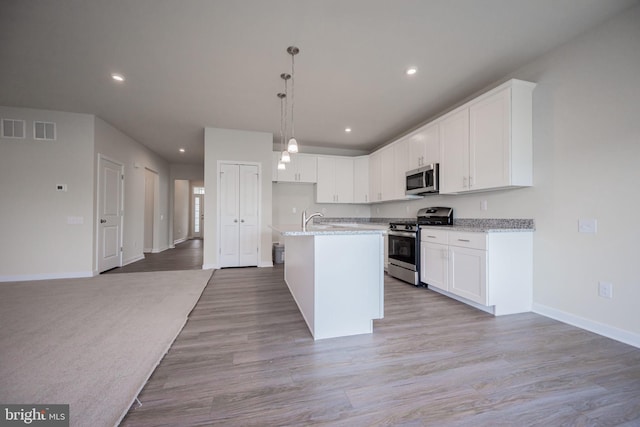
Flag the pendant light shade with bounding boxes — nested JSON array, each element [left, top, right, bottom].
[[281, 150, 291, 163], [277, 161, 286, 170], [287, 137, 298, 153]]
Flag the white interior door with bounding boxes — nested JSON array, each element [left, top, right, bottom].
[[219, 164, 240, 267], [97, 155, 123, 272], [192, 193, 204, 238], [219, 162, 260, 268], [144, 169, 156, 253], [239, 165, 259, 266]]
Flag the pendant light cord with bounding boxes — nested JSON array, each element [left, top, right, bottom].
[[290, 53, 295, 138]]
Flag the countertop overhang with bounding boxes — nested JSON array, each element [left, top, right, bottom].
[[271, 224, 387, 236]]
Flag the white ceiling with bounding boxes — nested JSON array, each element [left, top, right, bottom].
[[1, 0, 637, 165]]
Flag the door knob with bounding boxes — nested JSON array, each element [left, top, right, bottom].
[[234, 219, 238, 223], [100, 219, 106, 224], [241, 219, 245, 223]]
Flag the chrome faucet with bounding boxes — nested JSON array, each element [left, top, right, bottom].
[[302, 209, 324, 231]]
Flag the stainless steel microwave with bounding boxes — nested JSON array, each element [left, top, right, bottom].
[[405, 163, 439, 195]]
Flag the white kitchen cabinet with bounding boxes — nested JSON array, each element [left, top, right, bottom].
[[440, 79, 535, 194], [448, 244, 487, 305], [369, 150, 382, 202], [273, 152, 317, 183], [439, 108, 470, 193], [316, 156, 354, 203], [408, 122, 440, 170], [419, 229, 449, 291], [380, 145, 395, 201], [393, 139, 410, 199], [419, 227, 532, 315], [353, 156, 370, 203]]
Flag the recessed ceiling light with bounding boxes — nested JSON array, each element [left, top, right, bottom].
[[345, 127, 352, 133], [406, 67, 417, 76], [179, 148, 185, 153], [111, 73, 125, 82]]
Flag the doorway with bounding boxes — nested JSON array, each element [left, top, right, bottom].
[[144, 168, 159, 253], [192, 186, 205, 239]]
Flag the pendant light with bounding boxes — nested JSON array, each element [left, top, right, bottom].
[[277, 92, 287, 170], [286, 46, 299, 153], [280, 73, 291, 163]]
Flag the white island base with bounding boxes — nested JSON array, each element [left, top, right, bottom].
[[283, 232, 384, 340]]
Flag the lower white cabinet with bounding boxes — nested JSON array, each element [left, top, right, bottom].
[[420, 228, 532, 315]]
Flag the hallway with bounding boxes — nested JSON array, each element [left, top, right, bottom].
[[105, 239, 203, 274]]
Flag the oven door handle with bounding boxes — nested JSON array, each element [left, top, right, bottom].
[[388, 231, 417, 238]]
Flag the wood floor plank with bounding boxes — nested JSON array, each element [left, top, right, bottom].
[[121, 264, 640, 426]]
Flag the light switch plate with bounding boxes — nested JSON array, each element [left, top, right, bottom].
[[578, 218, 597, 233]]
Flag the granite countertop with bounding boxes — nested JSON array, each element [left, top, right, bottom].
[[313, 217, 535, 233], [270, 224, 387, 236], [420, 219, 535, 233]]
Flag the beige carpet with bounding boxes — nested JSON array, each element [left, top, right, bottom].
[[0, 269, 213, 427]]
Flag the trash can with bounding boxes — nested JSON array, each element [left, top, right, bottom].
[[273, 243, 285, 264]]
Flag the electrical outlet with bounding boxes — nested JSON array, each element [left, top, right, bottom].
[[598, 281, 613, 299], [292, 207, 297, 214], [480, 200, 488, 211]]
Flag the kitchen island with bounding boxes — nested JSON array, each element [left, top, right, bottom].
[[271, 224, 385, 340]]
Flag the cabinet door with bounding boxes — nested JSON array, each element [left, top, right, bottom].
[[423, 122, 440, 166], [316, 156, 336, 203], [440, 108, 470, 194], [420, 241, 448, 290], [353, 156, 370, 203], [369, 151, 382, 202], [272, 152, 280, 181], [448, 245, 487, 305], [470, 87, 510, 190], [380, 146, 395, 201], [408, 133, 426, 170], [296, 154, 318, 183], [393, 139, 410, 199], [276, 153, 297, 182], [335, 157, 354, 203]]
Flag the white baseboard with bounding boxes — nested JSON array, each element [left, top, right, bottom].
[[123, 254, 145, 266], [202, 263, 218, 270], [259, 261, 274, 268], [173, 238, 187, 245], [533, 303, 640, 349], [0, 271, 94, 283]]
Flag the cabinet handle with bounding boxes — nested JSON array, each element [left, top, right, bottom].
[[426, 235, 437, 238], [365, 194, 368, 202], [457, 239, 471, 242], [469, 176, 474, 187], [463, 176, 468, 188]]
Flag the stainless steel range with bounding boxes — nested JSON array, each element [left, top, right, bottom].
[[388, 207, 453, 286]]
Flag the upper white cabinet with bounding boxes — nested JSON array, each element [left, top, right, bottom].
[[369, 150, 383, 202], [272, 152, 317, 183], [440, 108, 470, 193], [316, 156, 354, 203], [408, 122, 440, 170], [353, 156, 370, 203], [440, 79, 535, 194]]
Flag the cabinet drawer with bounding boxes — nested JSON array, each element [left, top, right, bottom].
[[420, 228, 448, 244], [449, 231, 486, 250]]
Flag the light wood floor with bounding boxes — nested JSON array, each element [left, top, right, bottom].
[[105, 239, 203, 274], [121, 265, 640, 426]]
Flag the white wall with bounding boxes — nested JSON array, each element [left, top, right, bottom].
[[94, 117, 170, 266], [272, 182, 371, 242], [173, 180, 190, 243], [0, 106, 95, 280], [204, 127, 273, 268], [374, 5, 640, 344]]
